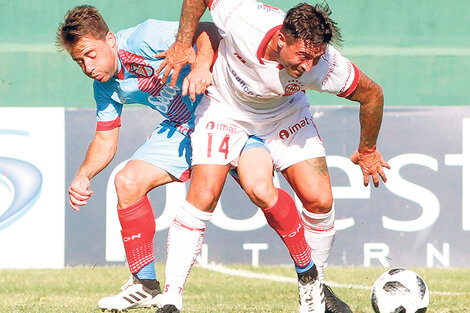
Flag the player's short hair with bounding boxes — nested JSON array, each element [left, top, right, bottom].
[[281, 2, 342, 48], [56, 5, 109, 50]]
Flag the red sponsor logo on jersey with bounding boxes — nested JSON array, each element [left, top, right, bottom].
[[233, 52, 247, 64], [206, 121, 215, 130], [206, 121, 237, 134], [283, 80, 304, 96], [128, 63, 154, 78], [278, 116, 313, 139]]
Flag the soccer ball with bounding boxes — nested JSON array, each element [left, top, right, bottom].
[[370, 268, 429, 313]]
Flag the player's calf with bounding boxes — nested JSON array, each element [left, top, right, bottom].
[[118, 195, 156, 274], [263, 189, 312, 268]]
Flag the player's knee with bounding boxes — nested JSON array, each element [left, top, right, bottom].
[[114, 169, 140, 196], [244, 179, 276, 208], [189, 186, 220, 212], [303, 194, 333, 214]]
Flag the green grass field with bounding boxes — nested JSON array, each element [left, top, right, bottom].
[[0, 264, 469, 313]]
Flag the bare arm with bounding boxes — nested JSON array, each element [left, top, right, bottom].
[[182, 22, 220, 101], [193, 22, 220, 68], [178, 0, 211, 46], [347, 70, 383, 152], [68, 128, 119, 211], [156, 0, 211, 86], [347, 69, 390, 187]]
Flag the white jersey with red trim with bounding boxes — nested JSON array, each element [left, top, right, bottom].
[[205, 0, 359, 122]]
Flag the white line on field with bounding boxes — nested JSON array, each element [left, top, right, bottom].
[[198, 263, 469, 296]]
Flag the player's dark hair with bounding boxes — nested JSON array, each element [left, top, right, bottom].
[[56, 5, 109, 50], [281, 2, 342, 48]]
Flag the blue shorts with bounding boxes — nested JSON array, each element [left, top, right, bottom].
[[243, 135, 267, 151], [228, 135, 268, 182], [130, 121, 192, 182]]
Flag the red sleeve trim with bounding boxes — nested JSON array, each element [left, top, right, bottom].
[[257, 24, 283, 64], [96, 116, 121, 131], [337, 62, 360, 98]]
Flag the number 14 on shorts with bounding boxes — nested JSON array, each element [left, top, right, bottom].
[[207, 133, 230, 159]]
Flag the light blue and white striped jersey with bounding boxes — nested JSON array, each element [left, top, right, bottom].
[[93, 19, 200, 134]]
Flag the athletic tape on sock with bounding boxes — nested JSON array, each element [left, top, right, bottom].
[[175, 200, 212, 230], [301, 203, 336, 282], [163, 201, 211, 310], [301, 203, 336, 235]]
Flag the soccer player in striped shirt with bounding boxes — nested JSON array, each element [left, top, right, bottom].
[[57, 5, 217, 311]]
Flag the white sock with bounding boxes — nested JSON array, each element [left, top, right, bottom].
[[161, 201, 212, 310], [301, 204, 336, 283]]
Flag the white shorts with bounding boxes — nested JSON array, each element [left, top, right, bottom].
[[191, 92, 326, 171]]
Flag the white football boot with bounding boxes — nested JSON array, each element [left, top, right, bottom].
[[98, 275, 162, 312], [298, 265, 326, 313]]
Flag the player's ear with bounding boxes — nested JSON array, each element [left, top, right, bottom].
[[278, 31, 287, 49], [105, 31, 116, 49]]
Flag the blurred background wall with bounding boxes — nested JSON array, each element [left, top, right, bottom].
[[1, 0, 469, 108], [1, 0, 470, 268]]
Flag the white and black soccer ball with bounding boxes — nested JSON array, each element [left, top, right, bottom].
[[370, 268, 430, 313]]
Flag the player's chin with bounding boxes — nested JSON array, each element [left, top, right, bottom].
[[98, 76, 111, 83], [99, 76, 111, 83], [287, 69, 303, 79], [93, 73, 111, 82]]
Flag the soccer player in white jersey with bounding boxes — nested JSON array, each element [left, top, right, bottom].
[[157, 1, 390, 313], [56, 5, 217, 312]]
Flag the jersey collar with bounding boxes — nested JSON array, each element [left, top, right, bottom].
[[256, 24, 282, 65]]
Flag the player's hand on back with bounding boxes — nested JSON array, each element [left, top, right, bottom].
[[350, 149, 390, 187], [182, 65, 212, 102], [68, 175, 94, 211], [155, 42, 196, 88]]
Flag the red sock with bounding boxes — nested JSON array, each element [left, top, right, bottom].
[[118, 195, 156, 273], [262, 189, 312, 268]]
